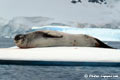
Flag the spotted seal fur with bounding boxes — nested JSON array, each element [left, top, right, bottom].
[[14, 30, 113, 49]]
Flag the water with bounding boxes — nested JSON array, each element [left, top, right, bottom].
[[0, 38, 120, 80], [1, 66, 120, 80]]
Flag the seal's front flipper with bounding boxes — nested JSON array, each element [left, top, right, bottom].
[[42, 31, 63, 38]]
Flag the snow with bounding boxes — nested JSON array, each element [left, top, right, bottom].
[[0, 0, 120, 38], [10, 46, 18, 48], [0, 47, 120, 63], [0, 17, 53, 38]]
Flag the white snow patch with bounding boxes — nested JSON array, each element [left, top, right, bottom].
[[0, 47, 120, 62]]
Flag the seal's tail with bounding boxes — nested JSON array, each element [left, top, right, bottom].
[[95, 38, 116, 49]]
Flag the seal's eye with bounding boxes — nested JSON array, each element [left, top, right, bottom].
[[14, 34, 23, 41]]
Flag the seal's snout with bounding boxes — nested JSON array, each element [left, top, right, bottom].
[[14, 34, 23, 41]]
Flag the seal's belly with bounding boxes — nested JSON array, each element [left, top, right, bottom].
[[32, 34, 97, 47]]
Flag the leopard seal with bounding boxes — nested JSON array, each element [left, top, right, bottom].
[[14, 30, 113, 48]]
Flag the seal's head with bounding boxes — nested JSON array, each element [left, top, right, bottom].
[[14, 34, 26, 48]]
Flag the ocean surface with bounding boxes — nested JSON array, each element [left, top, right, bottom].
[[0, 38, 120, 80]]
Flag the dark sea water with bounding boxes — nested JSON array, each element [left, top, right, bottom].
[[0, 38, 120, 80]]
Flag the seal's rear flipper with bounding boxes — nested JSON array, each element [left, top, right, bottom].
[[95, 38, 116, 49]]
